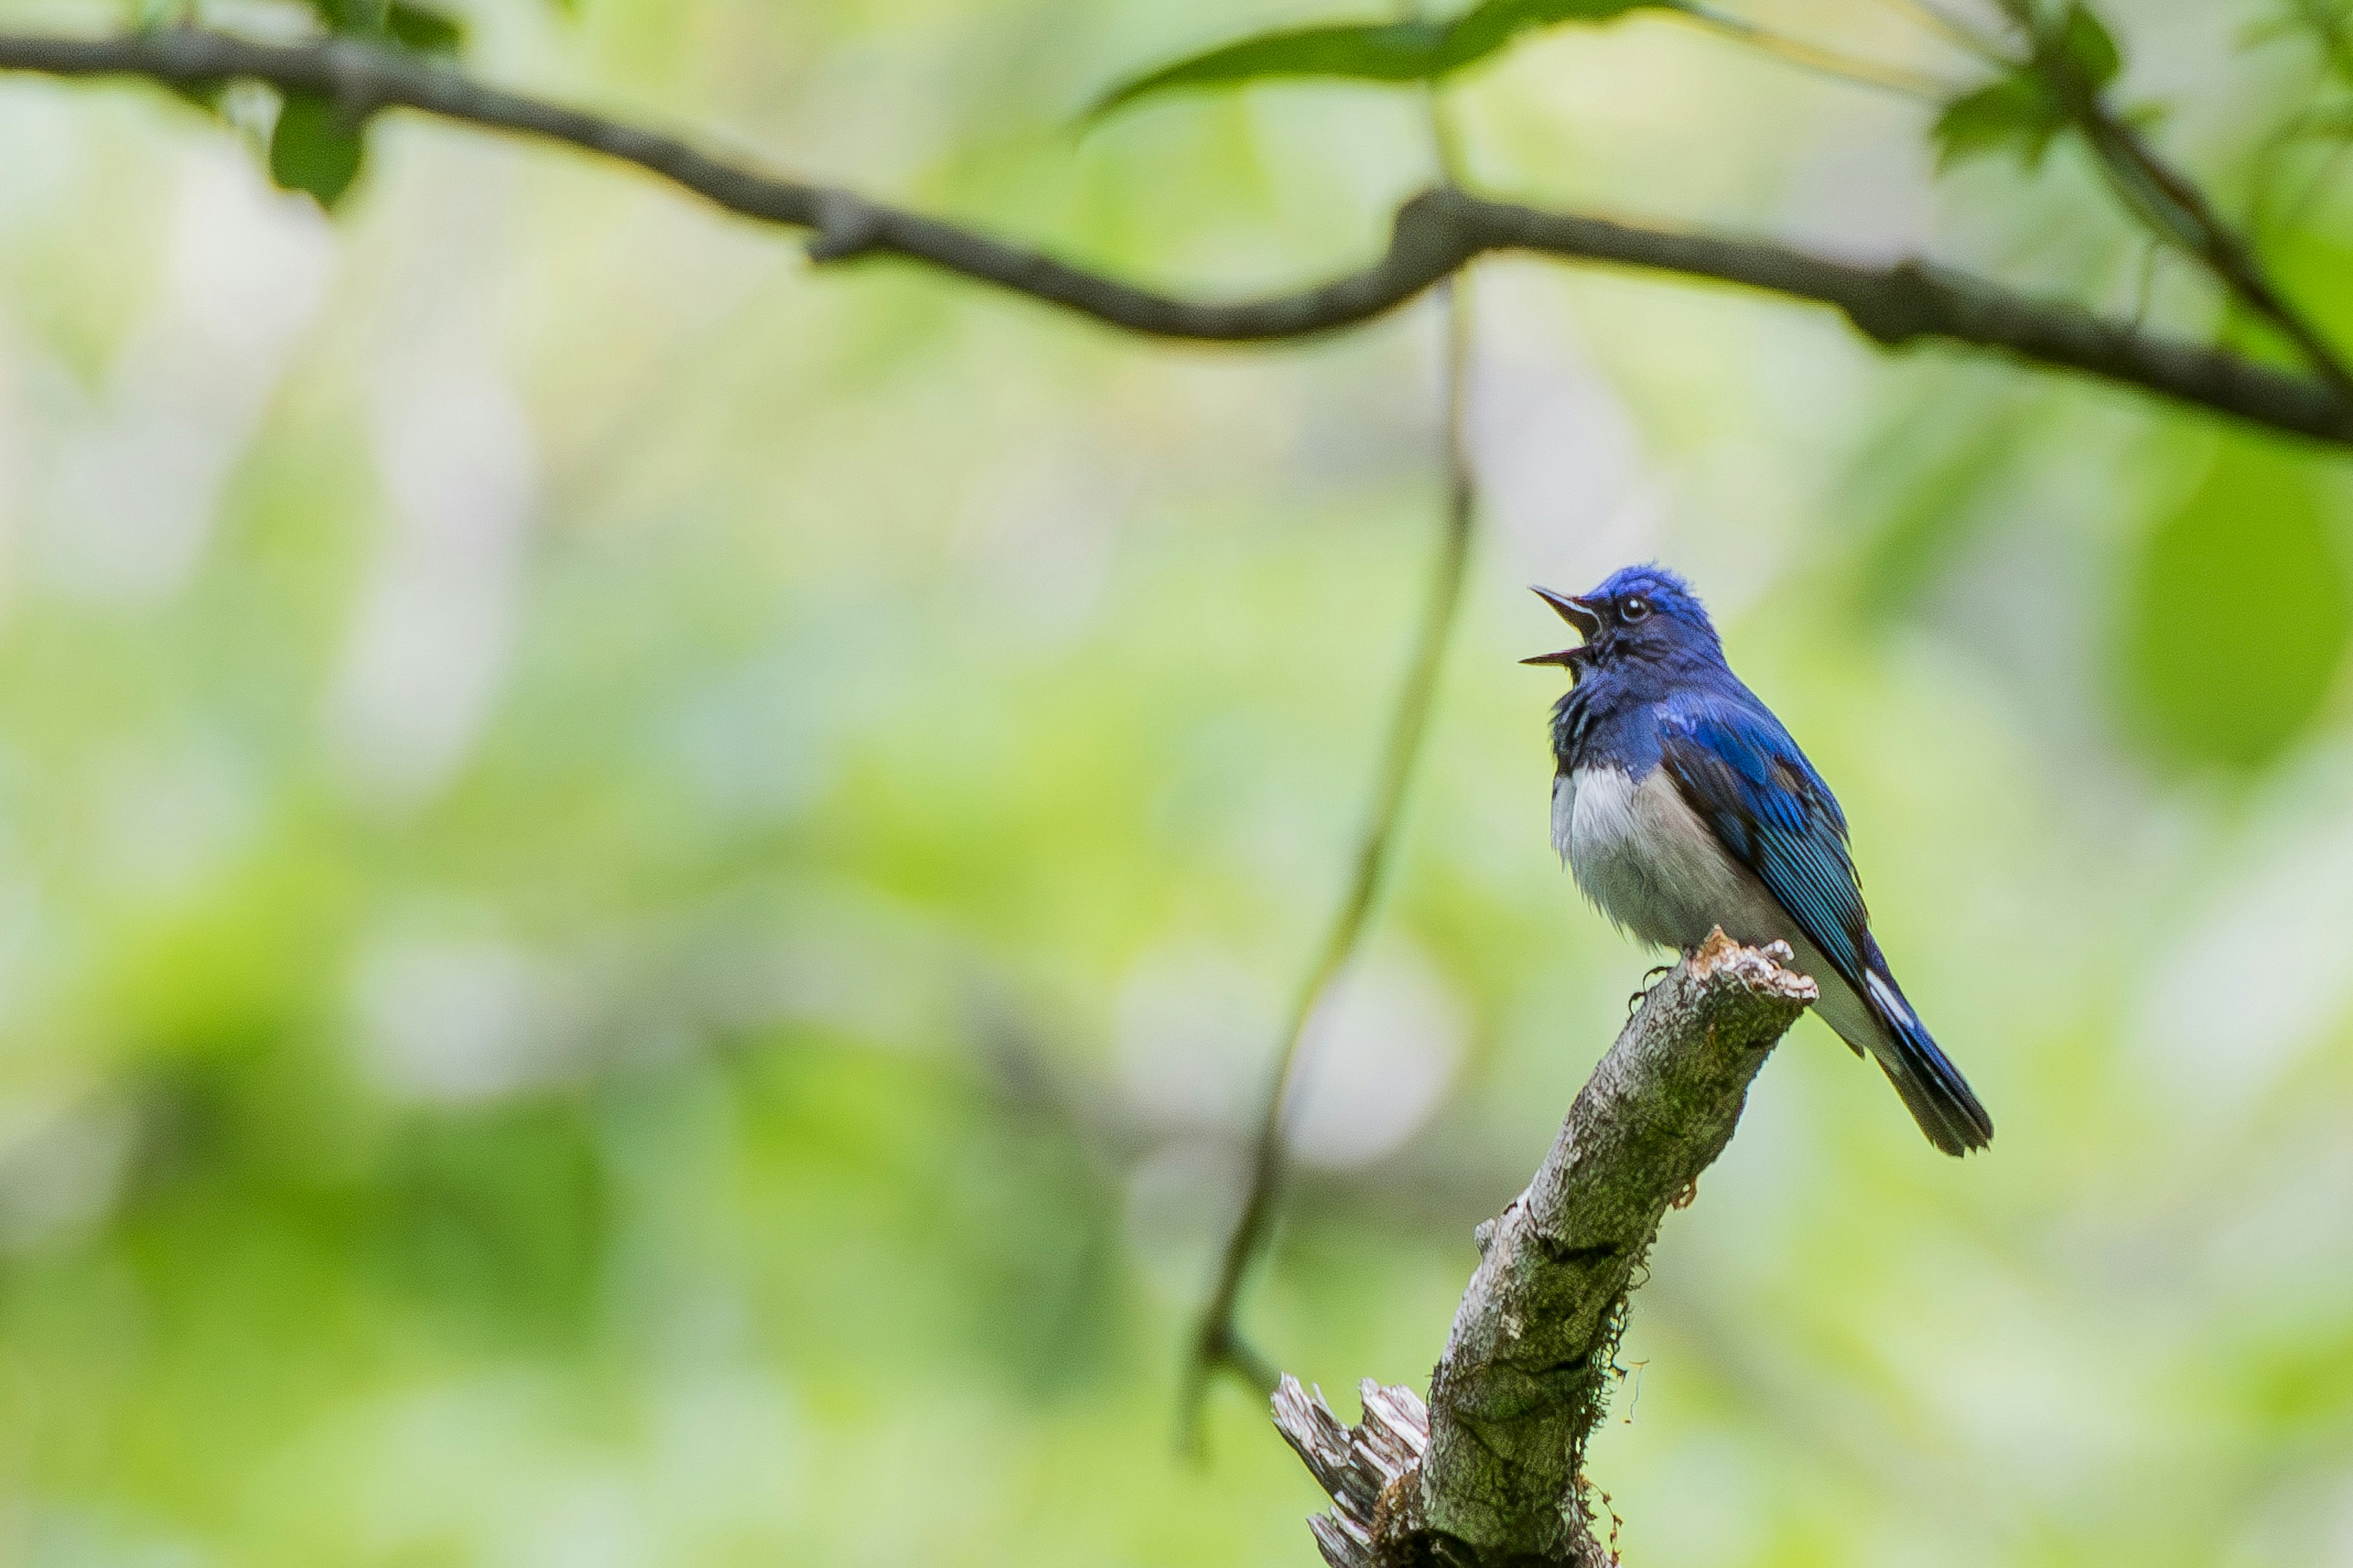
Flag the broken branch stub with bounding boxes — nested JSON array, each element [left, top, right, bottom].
[[1273, 932, 1816, 1567]]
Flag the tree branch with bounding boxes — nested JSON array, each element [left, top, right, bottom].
[[2, 28, 2349, 444], [1989, 0, 2353, 398], [1273, 931, 1817, 1568]]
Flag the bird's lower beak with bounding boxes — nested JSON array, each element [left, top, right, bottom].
[[1522, 585, 1599, 668]]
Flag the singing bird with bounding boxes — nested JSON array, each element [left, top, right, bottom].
[[1525, 565, 1991, 1155]]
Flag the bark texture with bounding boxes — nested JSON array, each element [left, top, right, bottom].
[[1273, 931, 1815, 1568]]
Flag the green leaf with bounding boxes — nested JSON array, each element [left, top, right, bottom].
[[304, 0, 465, 53], [1091, 20, 1448, 116], [1090, 0, 1674, 118], [2052, 0, 2121, 89], [2120, 430, 2353, 772], [269, 91, 367, 210], [1931, 3, 2137, 177], [385, 2, 466, 55], [160, 78, 231, 121], [1434, 0, 1672, 72], [2257, 224, 2353, 373], [1930, 74, 2066, 170], [307, 0, 387, 32]]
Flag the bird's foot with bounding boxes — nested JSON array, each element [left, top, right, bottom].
[[1624, 963, 1679, 1020]]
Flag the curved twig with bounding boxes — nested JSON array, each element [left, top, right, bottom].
[[1181, 57, 1483, 1437]]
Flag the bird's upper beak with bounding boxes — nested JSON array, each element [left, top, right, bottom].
[[1521, 585, 1600, 668]]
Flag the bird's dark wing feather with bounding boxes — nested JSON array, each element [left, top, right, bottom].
[[1656, 690, 1992, 1155], [1654, 691, 1871, 998]]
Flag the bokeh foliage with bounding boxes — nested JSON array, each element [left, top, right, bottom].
[[0, 1, 2348, 1567]]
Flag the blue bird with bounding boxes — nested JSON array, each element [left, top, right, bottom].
[[1524, 565, 1991, 1155]]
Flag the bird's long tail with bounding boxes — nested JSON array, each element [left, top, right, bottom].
[[1873, 1007, 1993, 1156], [1846, 937, 1992, 1156]]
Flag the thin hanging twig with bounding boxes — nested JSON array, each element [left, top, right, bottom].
[[1680, 4, 1950, 99], [1180, 56, 1482, 1444]]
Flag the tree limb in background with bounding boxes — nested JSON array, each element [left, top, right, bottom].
[[1979, 0, 2353, 395], [0, 29, 2347, 442], [1182, 70, 1482, 1436], [1273, 932, 1817, 1568]]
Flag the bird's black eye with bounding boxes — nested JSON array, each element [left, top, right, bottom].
[[1620, 596, 1651, 624]]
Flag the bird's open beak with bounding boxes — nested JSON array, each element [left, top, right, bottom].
[[1521, 585, 1599, 668]]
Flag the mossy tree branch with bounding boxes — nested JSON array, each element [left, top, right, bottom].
[[1274, 932, 1817, 1568]]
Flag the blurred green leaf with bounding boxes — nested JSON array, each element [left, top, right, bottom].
[[306, 0, 387, 32], [159, 78, 232, 122], [2264, 220, 2353, 355], [374, 1105, 613, 1344], [1091, 0, 1676, 117], [1931, 74, 2067, 170], [1438, 0, 1672, 69], [304, 0, 466, 53], [268, 91, 367, 209], [1092, 20, 1449, 115], [2270, 0, 2353, 87], [2121, 431, 2353, 771], [1931, 3, 2126, 173], [385, 2, 466, 55], [2295, 96, 2353, 138], [2054, 0, 2121, 89]]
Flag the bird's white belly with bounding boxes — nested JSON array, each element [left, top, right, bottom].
[[1553, 765, 1889, 1058], [1555, 766, 1778, 951]]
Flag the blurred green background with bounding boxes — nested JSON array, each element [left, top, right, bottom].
[[0, 0, 2349, 1564]]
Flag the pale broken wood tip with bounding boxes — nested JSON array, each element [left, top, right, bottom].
[[1688, 926, 1817, 1004], [1271, 1376, 1430, 1568]]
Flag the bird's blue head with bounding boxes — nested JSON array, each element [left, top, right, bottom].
[[1521, 564, 1722, 678]]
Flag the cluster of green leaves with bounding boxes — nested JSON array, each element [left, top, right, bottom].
[[1929, 2, 2121, 172], [267, 0, 471, 208], [1089, 0, 1680, 119], [157, 0, 566, 208], [1085, 0, 2150, 214], [306, 0, 470, 53]]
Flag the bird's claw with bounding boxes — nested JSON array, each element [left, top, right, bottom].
[[1625, 961, 1679, 1020]]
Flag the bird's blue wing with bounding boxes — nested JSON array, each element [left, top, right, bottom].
[[1654, 692, 1872, 1001], [1657, 691, 1993, 1153]]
